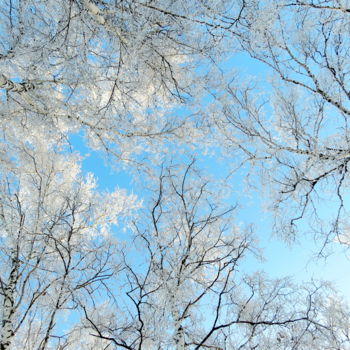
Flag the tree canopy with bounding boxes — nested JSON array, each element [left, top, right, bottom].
[[1, 0, 350, 349]]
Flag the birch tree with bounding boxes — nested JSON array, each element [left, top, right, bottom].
[[0, 0, 245, 160], [77, 162, 350, 350], [210, 0, 350, 249], [0, 135, 138, 350]]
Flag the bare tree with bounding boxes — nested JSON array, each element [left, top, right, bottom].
[[210, 0, 350, 250], [78, 161, 350, 350], [0, 135, 138, 350], [0, 0, 246, 161]]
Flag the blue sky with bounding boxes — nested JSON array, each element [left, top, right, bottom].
[[68, 129, 350, 305], [68, 49, 350, 304]]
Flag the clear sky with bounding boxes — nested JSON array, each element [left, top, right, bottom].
[[69, 130, 350, 304], [68, 49, 350, 305]]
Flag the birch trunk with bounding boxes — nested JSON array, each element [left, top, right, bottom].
[[0, 257, 19, 350]]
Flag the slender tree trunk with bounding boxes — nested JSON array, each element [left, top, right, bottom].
[[174, 323, 185, 350], [0, 257, 19, 350], [171, 292, 185, 350]]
